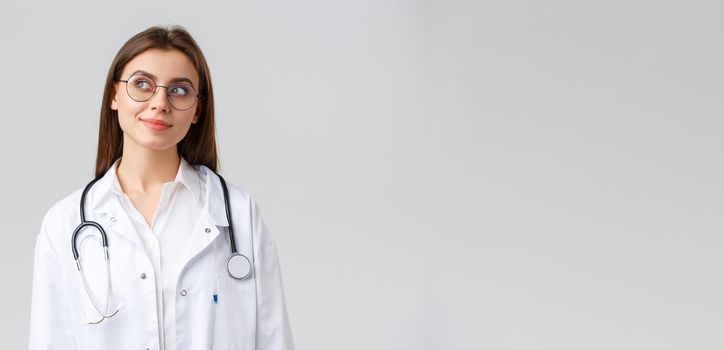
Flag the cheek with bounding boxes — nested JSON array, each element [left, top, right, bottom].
[[172, 116, 196, 137], [116, 95, 143, 116], [116, 106, 143, 132]]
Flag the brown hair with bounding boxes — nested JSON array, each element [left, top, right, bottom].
[[95, 25, 218, 178]]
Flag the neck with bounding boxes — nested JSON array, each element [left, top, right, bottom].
[[116, 138, 181, 194]]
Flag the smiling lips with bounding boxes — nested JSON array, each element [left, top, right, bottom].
[[142, 118, 171, 131]]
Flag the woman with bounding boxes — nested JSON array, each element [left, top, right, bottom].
[[29, 25, 295, 349]]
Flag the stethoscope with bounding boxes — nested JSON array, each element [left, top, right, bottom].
[[71, 171, 252, 324]]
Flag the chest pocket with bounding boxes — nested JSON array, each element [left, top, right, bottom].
[[213, 274, 257, 349]]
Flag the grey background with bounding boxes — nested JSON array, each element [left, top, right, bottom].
[[1, 0, 722, 349]]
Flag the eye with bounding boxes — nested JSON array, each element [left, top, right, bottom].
[[169, 85, 190, 96], [133, 79, 153, 91]]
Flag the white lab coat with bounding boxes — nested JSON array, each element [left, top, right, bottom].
[[29, 165, 295, 350]]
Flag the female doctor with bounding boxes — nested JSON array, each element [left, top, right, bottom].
[[29, 25, 295, 350]]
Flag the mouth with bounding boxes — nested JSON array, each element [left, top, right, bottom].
[[141, 118, 171, 131]]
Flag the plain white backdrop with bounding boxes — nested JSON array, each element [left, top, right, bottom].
[[1, 0, 723, 349]]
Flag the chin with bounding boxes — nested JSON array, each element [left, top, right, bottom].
[[143, 143, 177, 152], [132, 134, 180, 152]]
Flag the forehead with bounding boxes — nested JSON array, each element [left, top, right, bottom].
[[120, 48, 199, 86]]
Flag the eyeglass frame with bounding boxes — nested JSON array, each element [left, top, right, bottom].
[[115, 74, 204, 111]]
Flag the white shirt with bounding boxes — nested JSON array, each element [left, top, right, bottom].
[[108, 156, 205, 350]]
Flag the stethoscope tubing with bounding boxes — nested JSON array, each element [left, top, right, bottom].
[[72, 171, 239, 262], [70, 168, 250, 324]]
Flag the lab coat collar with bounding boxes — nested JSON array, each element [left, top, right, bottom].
[[200, 164, 230, 227], [89, 158, 229, 228], [176, 156, 204, 203]]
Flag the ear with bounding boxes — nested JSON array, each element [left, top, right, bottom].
[[191, 104, 200, 124], [110, 83, 119, 111]]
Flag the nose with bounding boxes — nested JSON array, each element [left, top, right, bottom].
[[149, 86, 171, 112]]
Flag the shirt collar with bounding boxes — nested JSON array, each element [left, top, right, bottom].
[[107, 156, 204, 203], [89, 158, 228, 227]]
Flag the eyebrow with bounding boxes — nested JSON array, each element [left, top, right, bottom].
[[129, 70, 196, 87]]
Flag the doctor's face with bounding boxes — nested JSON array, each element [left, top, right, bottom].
[[111, 48, 200, 152]]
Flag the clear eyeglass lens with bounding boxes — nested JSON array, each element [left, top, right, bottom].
[[126, 75, 198, 110]]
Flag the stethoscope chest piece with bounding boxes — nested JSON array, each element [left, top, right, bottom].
[[227, 253, 252, 280]]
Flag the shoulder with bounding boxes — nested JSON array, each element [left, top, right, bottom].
[[42, 184, 86, 229], [195, 164, 257, 206], [222, 178, 265, 218], [36, 183, 88, 257], [227, 181, 254, 205]]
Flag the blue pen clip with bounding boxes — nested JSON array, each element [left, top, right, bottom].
[[213, 294, 218, 304]]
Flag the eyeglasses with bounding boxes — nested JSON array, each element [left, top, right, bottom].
[[116, 74, 201, 111]]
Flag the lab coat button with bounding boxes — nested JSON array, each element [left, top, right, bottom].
[[110, 217, 117, 222], [180, 289, 187, 296], [140, 273, 146, 279], [204, 228, 211, 233]]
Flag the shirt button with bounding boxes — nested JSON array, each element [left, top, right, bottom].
[[180, 289, 187, 296], [140, 273, 146, 279], [205, 228, 211, 233]]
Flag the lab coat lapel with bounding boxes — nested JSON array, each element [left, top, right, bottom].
[[87, 161, 145, 248], [184, 216, 221, 265], [183, 166, 230, 263], [91, 193, 145, 248]]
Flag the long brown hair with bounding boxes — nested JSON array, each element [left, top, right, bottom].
[[95, 25, 218, 178]]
